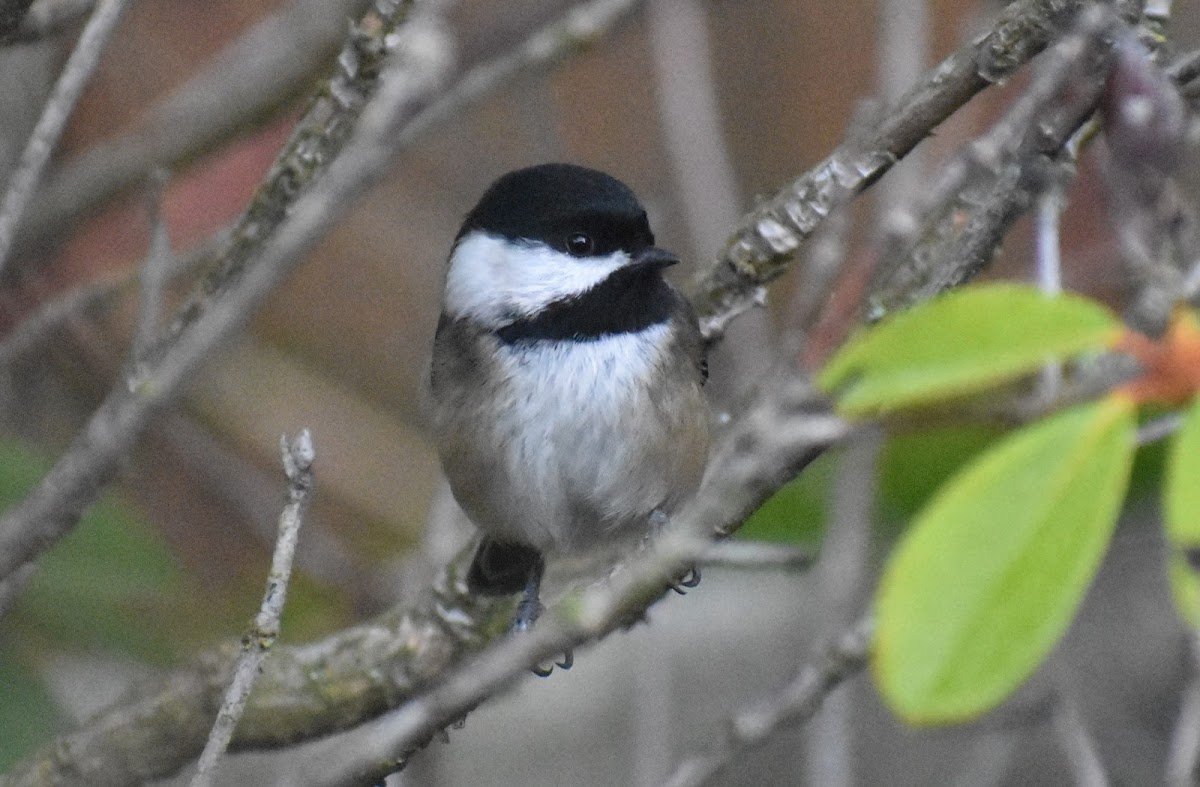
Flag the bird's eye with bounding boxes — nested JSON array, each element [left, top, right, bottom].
[[565, 232, 594, 257]]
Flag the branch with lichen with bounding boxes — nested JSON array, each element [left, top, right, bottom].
[[689, 0, 1142, 340]]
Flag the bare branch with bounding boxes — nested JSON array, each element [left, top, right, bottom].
[[132, 169, 172, 360], [664, 619, 874, 787], [386, 0, 652, 150], [699, 540, 814, 571], [871, 5, 1123, 314], [170, 0, 438, 331], [1036, 186, 1066, 397], [1168, 633, 1200, 786], [1050, 693, 1109, 786], [1137, 410, 1185, 445], [190, 431, 315, 787], [0, 230, 223, 369], [0, 0, 132, 276]]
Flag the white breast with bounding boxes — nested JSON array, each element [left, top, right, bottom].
[[484, 324, 682, 552]]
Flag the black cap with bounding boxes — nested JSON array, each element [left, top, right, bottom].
[[457, 163, 656, 257]]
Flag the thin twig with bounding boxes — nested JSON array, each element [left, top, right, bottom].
[[1037, 186, 1065, 397], [1137, 410, 1185, 445], [664, 619, 874, 787], [802, 431, 880, 787], [1050, 693, 1109, 786], [0, 0, 132, 276], [190, 430, 315, 787], [1167, 632, 1200, 786], [132, 169, 172, 361], [388, 0, 649, 148], [1036, 188, 1064, 296], [0, 230, 225, 369]]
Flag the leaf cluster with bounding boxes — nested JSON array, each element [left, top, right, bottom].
[[817, 283, 1200, 723]]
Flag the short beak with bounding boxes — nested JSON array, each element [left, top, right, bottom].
[[630, 246, 679, 271]]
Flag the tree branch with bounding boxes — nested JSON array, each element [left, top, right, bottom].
[[0, 0, 132, 277], [871, 5, 1126, 314]]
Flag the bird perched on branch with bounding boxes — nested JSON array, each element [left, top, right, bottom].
[[427, 163, 711, 669]]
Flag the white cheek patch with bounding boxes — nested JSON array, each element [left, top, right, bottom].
[[443, 231, 628, 325]]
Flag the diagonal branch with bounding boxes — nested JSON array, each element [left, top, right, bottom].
[[664, 619, 874, 787]]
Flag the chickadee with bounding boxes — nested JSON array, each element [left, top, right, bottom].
[[427, 163, 711, 645]]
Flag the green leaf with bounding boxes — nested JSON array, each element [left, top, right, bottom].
[[819, 284, 1122, 416], [874, 397, 1136, 724], [1165, 398, 1200, 548], [879, 426, 1003, 524], [1168, 553, 1200, 629], [1164, 398, 1200, 627]]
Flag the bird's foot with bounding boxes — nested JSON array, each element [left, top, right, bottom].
[[511, 594, 543, 633], [508, 565, 572, 676]]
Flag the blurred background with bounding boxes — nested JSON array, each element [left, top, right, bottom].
[[1, 0, 1199, 783]]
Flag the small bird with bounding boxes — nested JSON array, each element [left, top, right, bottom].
[[427, 163, 711, 653]]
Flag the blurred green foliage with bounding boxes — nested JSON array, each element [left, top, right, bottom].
[[0, 437, 354, 768], [0, 654, 59, 770]]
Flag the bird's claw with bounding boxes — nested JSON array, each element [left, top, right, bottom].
[[530, 648, 573, 677], [670, 565, 701, 594]]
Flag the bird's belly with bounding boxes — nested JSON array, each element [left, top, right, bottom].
[[455, 329, 708, 553]]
